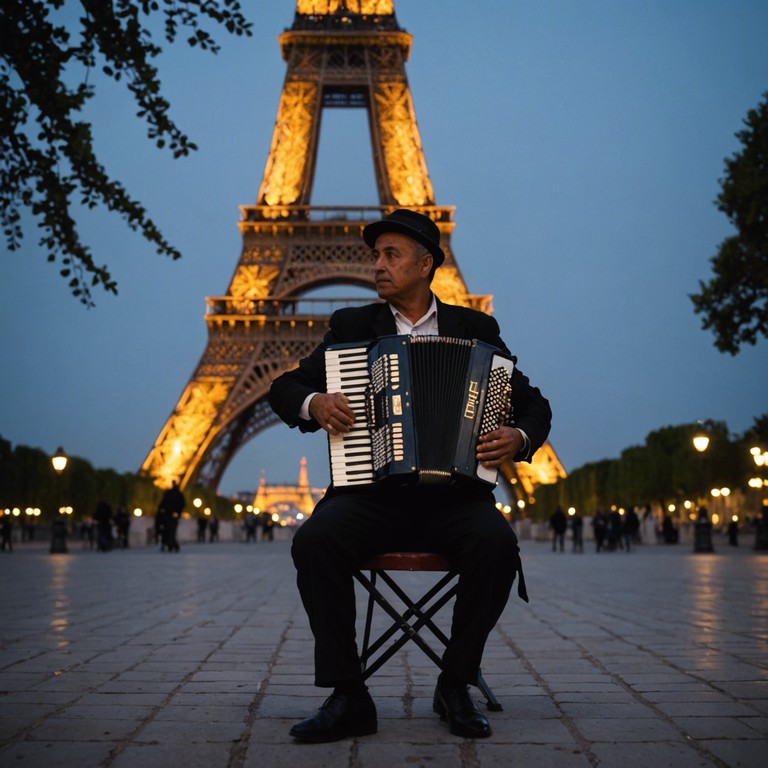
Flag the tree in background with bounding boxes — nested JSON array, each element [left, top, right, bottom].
[[533, 418, 764, 520], [1, 0, 252, 306], [691, 91, 768, 354], [0, 436, 232, 521]]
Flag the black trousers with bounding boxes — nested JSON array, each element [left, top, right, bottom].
[[291, 483, 521, 688]]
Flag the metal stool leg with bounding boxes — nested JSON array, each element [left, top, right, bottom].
[[477, 670, 502, 712], [355, 565, 503, 711]]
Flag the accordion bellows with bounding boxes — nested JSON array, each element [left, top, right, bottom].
[[326, 335, 515, 487]]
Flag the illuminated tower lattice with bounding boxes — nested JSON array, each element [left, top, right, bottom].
[[141, 0, 565, 499]]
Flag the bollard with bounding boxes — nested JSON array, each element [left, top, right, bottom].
[[50, 519, 69, 554], [693, 520, 714, 553]]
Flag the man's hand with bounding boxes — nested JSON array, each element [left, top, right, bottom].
[[476, 426, 524, 468], [309, 392, 356, 435]]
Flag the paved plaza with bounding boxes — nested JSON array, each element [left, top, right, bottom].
[[1, 534, 767, 768]]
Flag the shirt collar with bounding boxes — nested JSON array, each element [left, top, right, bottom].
[[389, 293, 438, 335]]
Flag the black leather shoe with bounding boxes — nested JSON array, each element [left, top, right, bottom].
[[433, 680, 491, 738], [290, 691, 378, 743]]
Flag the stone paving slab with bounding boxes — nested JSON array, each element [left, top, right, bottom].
[[1, 537, 767, 767]]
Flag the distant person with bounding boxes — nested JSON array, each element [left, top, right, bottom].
[[80, 518, 95, 549], [592, 510, 607, 552], [163, 510, 180, 552], [197, 515, 208, 543], [155, 509, 168, 550], [754, 502, 768, 550], [622, 507, 640, 552], [605, 510, 622, 551], [115, 507, 130, 548], [93, 500, 114, 552], [571, 512, 584, 553], [549, 506, 567, 552], [1, 514, 12, 552], [24, 520, 37, 542], [209, 517, 219, 542], [158, 481, 185, 553], [263, 515, 275, 542], [661, 514, 678, 544], [244, 512, 258, 542]]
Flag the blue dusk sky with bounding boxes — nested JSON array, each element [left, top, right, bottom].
[[1, 1, 766, 498]]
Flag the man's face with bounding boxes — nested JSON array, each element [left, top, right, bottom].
[[371, 232, 432, 304]]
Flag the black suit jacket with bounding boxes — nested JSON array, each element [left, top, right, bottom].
[[269, 298, 552, 464]]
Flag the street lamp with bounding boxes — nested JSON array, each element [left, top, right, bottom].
[[749, 444, 768, 551], [750, 446, 767, 469], [691, 427, 714, 553], [692, 432, 710, 453], [51, 446, 68, 474], [50, 447, 69, 553]]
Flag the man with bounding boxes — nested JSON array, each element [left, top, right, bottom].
[[1, 513, 12, 552], [549, 505, 567, 552], [158, 481, 185, 552], [269, 209, 551, 742]]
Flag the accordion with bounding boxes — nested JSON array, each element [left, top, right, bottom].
[[325, 335, 515, 488]]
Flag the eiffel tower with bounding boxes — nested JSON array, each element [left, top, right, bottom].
[[141, 0, 565, 501]]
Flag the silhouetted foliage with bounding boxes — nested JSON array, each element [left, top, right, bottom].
[[0, 437, 232, 519], [691, 92, 768, 354], [1, 0, 252, 305]]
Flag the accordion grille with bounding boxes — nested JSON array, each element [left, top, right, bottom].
[[409, 337, 472, 476]]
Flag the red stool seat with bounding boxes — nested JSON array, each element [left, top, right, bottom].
[[361, 551, 451, 571]]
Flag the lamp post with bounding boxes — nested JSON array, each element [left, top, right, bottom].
[[691, 427, 714, 553], [751, 445, 768, 551], [50, 447, 69, 554], [691, 426, 710, 507]]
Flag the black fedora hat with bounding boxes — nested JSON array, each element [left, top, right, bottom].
[[363, 209, 445, 268]]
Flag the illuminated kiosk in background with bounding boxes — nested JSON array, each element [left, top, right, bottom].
[[140, 0, 565, 507]]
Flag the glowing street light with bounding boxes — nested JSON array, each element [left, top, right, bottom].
[[51, 446, 68, 473], [692, 432, 710, 453]]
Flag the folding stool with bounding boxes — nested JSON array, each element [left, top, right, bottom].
[[354, 551, 502, 711]]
